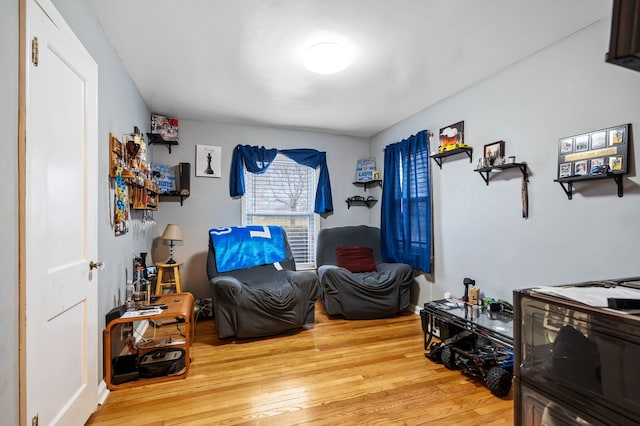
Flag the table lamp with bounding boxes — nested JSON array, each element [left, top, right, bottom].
[[162, 224, 183, 264]]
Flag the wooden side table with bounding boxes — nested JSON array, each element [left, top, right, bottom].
[[104, 292, 194, 390], [155, 261, 183, 294]]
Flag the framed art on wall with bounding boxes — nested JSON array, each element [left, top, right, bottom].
[[195, 145, 222, 178], [556, 124, 630, 178], [483, 140, 505, 160]]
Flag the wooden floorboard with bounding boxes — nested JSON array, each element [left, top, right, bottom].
[[86, 301, 513, 425]]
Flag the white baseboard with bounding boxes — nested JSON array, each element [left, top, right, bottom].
[[97, 379, 109, 405], [409, 303, 421, 315]]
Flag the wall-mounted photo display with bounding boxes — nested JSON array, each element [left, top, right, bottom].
[[556, 124, 630, 179]]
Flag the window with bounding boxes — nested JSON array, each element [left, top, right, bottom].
[[243, 154, 317, 269]]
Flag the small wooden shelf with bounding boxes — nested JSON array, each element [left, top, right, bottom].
[[430, 147, 473, 169], [147, 133, 179, 153], [104, 292, 194, 390], [554, 173, 624, 200], [352, 180, 382, 191]]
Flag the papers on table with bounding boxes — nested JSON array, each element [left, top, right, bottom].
[[532, 285, 640, 308], [120, 307, 163, 318]]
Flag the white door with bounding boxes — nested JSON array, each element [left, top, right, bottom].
[[22, 0, 99, 424]]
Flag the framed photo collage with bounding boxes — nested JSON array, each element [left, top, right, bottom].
[[557, 124, 629, 179]]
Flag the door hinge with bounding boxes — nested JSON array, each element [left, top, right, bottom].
[[32, 37, 39, 67], [32, 414, 38, 426]]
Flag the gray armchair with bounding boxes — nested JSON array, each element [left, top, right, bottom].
[[207, 226, 320, 339], [316, 225, 414, 319]]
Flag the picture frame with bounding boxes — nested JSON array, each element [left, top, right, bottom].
[[590, 131, 606, 149], [574, 160, 588, 176], [439, 121, 465, 152], [556, 123, 630, 179], [483, 140, 505, 159], [574, 134, 589, 152], [559, 163, 572, 178], [560, 138, 573, 154], [195, 145, 222, 178]]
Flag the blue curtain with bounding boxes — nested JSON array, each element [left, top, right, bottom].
[[381, 130, 431, 272], [229, 145, 334, 214]]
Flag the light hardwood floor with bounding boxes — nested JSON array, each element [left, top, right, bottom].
[[87, 301, 513, 425]]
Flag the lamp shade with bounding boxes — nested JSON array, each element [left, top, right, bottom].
[[162, 224, 183, 241]]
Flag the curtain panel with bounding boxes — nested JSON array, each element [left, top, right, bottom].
[[230, 145, 334, 214], [381, 130, 432, 272]]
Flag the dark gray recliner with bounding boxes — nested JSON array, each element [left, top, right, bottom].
[[316, 225, 414, 319], [207, 227, 320, 339]]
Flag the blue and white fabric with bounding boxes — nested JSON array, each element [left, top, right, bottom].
[[209, 225, 287, 272]]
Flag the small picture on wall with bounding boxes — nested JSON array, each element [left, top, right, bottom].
[[575, 135, 589, 152], [609, 127, 625, 145], [560, 138, 573, 153], [483, 140, 505, 159], [574, 160, 588, 176], [609, 156, 623, 171], [195, 145, 222, 178], [590, 157, 605, 168], [590, 131, 606, 149], [559, 163, 572, 178]]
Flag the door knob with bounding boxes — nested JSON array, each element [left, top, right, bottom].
[[89, 261, 105, 271]]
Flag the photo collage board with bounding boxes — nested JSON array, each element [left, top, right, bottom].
[[557, 124, 630, 179]]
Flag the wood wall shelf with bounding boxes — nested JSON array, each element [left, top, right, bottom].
[[429, 147, 473, 169], [554, 173, 624, 200]]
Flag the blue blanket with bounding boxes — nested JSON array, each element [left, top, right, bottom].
[[210, 226, 287, 272]]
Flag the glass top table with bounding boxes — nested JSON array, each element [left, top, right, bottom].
[[421, 299, 514, 350]]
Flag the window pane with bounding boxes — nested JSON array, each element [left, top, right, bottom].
[[245, 156, 316, 266]]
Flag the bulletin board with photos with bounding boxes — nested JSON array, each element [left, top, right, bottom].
[[557, 124, 630, 179]]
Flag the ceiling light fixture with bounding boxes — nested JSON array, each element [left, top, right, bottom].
[[303, 42, 352, 74]]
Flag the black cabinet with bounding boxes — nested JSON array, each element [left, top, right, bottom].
[[514, 280, 640, 425]]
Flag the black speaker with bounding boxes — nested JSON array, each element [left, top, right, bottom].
[[175, 162, 190, 196]]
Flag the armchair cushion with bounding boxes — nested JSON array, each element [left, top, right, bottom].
[[335, 246, 377, 273]]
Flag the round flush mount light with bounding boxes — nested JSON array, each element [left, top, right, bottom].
[[303, 42, 352, 74]]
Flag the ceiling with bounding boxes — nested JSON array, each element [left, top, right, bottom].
[[88, 0, 611, 137]]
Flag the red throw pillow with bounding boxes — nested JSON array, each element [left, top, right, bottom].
[[336, 246, 377, 273]]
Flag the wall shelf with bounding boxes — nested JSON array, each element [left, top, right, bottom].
[[475, 162, 528, 185], [352, 180, 382, 191], [146, 133, 178, 153], [553, 173, 624, 200], [429, 147, 473, 169], [346, 197, 377, 209], [160, 193, 189, 206], [475, 162, 530, 219]]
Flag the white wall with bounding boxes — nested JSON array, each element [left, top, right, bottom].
[[51, 0, 153, 382], [370, 18, 640, 305], [1, 0, 19, 423], [152, 120, 371, 299]]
